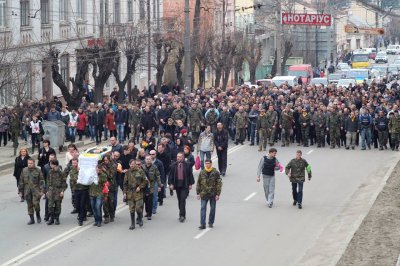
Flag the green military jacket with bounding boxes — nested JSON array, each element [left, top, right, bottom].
[[188, 108, 203, 131], [9, 116, 21, 134], [196, 168, 222, 199], [171, 108, 187, 122], [69, 167, 89, 191], [205, 110, 219, 126], [327, 112, 342, 129], [280, 110, 293, 129], [299, 113, 311, 128], [266, 110, 278, 127], [285, 158, 312, 183], [389, 114, 400, 134], [142, 164, 162, 194], [102, 162, 117, 192], [257, 115, 270, 130], [19, 167, 45, 197], [312, 113, 326, 129], [89, 172, 108, 198], [47, 168, 67, 199], [129, 109, 142, 125], [123, 168, 148, 201], [233, 111, 249, 129]]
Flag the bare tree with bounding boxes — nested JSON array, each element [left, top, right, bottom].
[[175, 47, 185, 88], [245, 37, 263, 84], [153, 34, 174, 90]]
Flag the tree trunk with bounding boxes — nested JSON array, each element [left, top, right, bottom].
[[271, 49, 277, 77], [175, 47, 184, 89], [250, 66, 257, 84], [221, 70, 229, 91], [214, 69, 222, 88]]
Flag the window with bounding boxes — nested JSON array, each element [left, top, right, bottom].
[[114, 0, 120, 24], [104, 0, 109, 24], [60, 0, 68, 21], [20, 0, 29, 26], [77, 0, 84, 19], [152, 0, 156, 20], [41, 0, 49, 24], [0, 0, 6, 27], [127, 0, 133, 21], [356, 39, 361, 49], [139, 0, 145, 20], [60, 54, 69, 88]]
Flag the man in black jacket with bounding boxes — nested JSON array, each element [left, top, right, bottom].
[[214, 123, 229, 176], [96, 104, 106, 145], [157, 143, 171, 205], [168, 152, 195, 222]]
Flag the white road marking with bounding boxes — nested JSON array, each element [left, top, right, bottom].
[[306, 149, 314, 155], [396, 254, 400, 266], [0, 204, 128, 266], [194, 228, 211, 239], [1, 145, 246, 265], [244, 192, 257, 201]]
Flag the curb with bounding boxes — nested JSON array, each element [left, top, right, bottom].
[[0, 140, 95, 172]]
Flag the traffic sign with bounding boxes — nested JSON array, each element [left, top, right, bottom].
[[344, 25, 384, 35], [281, 13, 332, 26]]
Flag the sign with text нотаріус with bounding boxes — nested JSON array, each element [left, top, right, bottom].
[[281, 13, 332, 26]]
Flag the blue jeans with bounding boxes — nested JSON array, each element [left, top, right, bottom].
[[360, 127, 371, 149], [117, 124, 124, 143], [200, 198, 216, 226], [90, 196, 103, 224], [292, 182, 304, 204], [250, 123, 258, 144], [103, 128, 109, 140], [152, 183, 158, 213], [89, 125, 96, 141], [200, 150, 211, 169], [69, 127, 76, 141]]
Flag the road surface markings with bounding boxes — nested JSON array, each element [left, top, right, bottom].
[[194, 228, 211, 239], [396, 254, 400, 266], [244, 192, 257, 201], [1, 145, 246, 266], [0, 204, 128, 266], [306, 149, 314, 155]]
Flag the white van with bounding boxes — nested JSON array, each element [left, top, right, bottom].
[[272, 76, 298, 87], [387, 45, 400, 55]]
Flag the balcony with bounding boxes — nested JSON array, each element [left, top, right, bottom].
[[41, 26, 53, 43], [60, 24, 71, 39]]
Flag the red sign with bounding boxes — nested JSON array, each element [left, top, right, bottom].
[[281, 13, 332, 26], [87, 39, 105, 47]]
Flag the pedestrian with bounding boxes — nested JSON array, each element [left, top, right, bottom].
[[0, 111, 10, 147], [18, 158, 45, 225], [359, 108, 372, 150], [68, 109, 78, 143], [285, 150, 312, 209], [168, 152, 195, 223], [46, 160, 67, 225], [197, 125, 214, 170], [68, 158, 89, 226], [141, 156, 162, 220], [37, 140, 56, 172], [196, 159, 222, 229], [233, 106, 249, 145], [123, 159, 148, 230], [374, 110, 389, 150], [115, 105, 127, 144], [105, 108, 117, 139], [344, 111, 358, 150], [13, 147, 31, 202], [29, 115, 43, 154], [256, 148, 280, 208], [389, 111, 400, 151], [90, 164, 108, 227], [214, 122, 228, 176], [76, 108, 87, 141], [101, 154, 117, 223], [149, 149, 165, 214]]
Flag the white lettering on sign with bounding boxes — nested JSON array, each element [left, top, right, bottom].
[[281, 13, 332, 26]]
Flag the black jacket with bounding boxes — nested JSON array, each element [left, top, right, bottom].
[[214, 129, 229, 150], [38, 147, 56, 168], [168, 160, 195, 188], [141, 111, 156, 131], [14, 155, 31, 180], [157, 151, 171, 176]]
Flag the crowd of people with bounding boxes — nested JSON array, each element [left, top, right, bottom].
[[8, 75, 400, 229]]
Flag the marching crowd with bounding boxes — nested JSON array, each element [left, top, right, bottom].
[[9, 76, 400, 229]]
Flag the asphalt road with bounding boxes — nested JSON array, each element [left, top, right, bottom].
[[0, 143, 398, 266]]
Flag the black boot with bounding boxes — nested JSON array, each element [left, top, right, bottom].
[[36, 212, 41, 224], [70, 208, 78, 214], [129, 212, 135, 230], [55, 215, 60, 225], [138, 213, 143, 227], [47, 215, 54, 225], [27, 214, 35, 225]]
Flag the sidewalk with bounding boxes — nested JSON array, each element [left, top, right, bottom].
[[0, 138, 95, 171]]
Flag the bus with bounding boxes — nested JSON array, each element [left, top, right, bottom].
[[351, 52, 370, 69]]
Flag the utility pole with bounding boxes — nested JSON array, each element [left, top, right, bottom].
[[100, 0, 104, 37], [276, 0, 282, 76], [183, 0, 191, 93], [147, 0, 151, 88]]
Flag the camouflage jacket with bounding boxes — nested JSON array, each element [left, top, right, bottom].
[[102, 162, 117, 192], [233, 111, 249, 129], [123, 168, 148, 201], [205, 110, 219, 125], [266, 110, 278, 126], [285, 158, 312, 182], [326, 112, 342, 129], [142, 164, 162, 194], [280, 110, 293, 128], [257, 115, 270, 130], [188, 108, 203, 129], [389, 114, 400, 133], [312, 113, 326, 129], [299, 113, 311, 128], [171, 109, 187, 122], [69, 167, 89, 191], [18, 167, 45, 196], [128, 109, 142, 125], [196, 168, 222, 199], [47, 168, 67, 198], [89, 172, 108, 198]]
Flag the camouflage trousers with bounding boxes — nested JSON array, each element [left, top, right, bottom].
[[301, 126, 309, 146], [48, 192, 63, 215], [391, 132, 400, 148], [315, 128, 325, 146], [378, 130, 388, 147], [258, 129, 268, 150], [329, 127, 341, 148], [235, 128, 246, 142], [103, 191, 115, 218], [281, 127, 292, 146], [268, 128, 276, 146], [128, 199, 143, 214], [25, 192, 41, 215]]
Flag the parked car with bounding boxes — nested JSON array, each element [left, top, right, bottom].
[[388, 65, 400, 81], [337, 78, 357, 89], [337, 62, 350, 70], [272, 76, 298, 87], [256, 79, 273, 87], [310, 77, 328, 86], [375, 51, 388, 63], [327, 73, 343, 84], [386, 45, 400, 55]]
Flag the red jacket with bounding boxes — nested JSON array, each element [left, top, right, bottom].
[[105, 113, 116, 131], [77, 113, 87, 131]]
